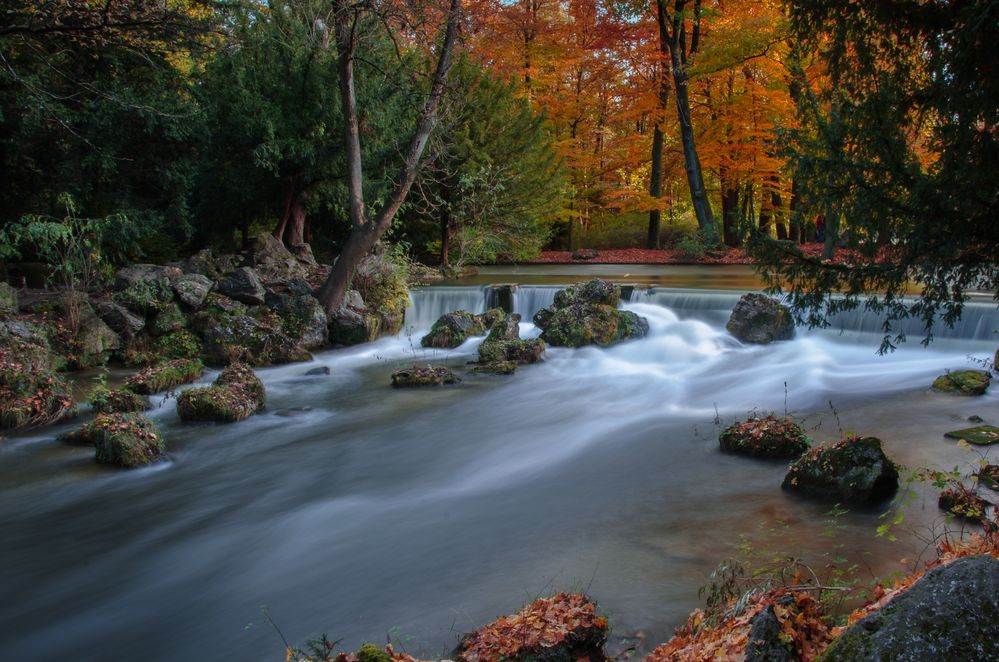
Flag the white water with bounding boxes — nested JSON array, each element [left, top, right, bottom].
[[1, 285, 996, 662]]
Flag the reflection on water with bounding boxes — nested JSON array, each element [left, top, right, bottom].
[[1, 283, 997, 662]]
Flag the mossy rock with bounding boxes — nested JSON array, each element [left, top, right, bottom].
[[0, 333, 75, 430], [201, 310, 310, 366], [355, 644, 393, 662], [155, 328, 202, 360], [124, 358, 204, 395], [944, 425, 999, 446], [64, 413, 165, 467], [819, 556, 999, 661], [89, 386, 149, 414], [114, 275, 174, 315], [535, 281, 647, 349], [938, 487, 991, 522], [719, 415, 811, 459], [782, 436, 899, 503], [421, 310, 486, 349], [149, 303, 187, 337], [471, 360, 517, 375], [176, 363, 265, 423], [478, 338, 545, 365], [391, 366, 460, 387], [725, 293, 795, 344], [932, 370, 990, 395]]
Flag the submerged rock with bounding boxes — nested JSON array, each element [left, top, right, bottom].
[[726, 293, 794, 344], [781, 436, 898, 503], [932, 369, 991, 395], [719, 415, 810, 459], [176, 362, 266, 423], [821, 555, 999, 661], [534, 279, 647, 348], [454, 592, 608, 662], [391, 365, 460, 387], [944, 425, 999, 446], [304, 366, 330, 376]]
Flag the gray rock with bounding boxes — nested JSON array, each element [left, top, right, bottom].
[[0, 282, 17, 316], [113, 265, 175, 314], [172, 273, 213, 308], [822, 555, 999, 661], [329, 306, 376, 346], [726, 293, 795, 344], [485, 313, 521, 342], [421, 310, 486, 349], [344, 289, 365, 309], [216, 267, 266, 305], [76, 312, 120, 367], [249, 234, 307, 283], [745, 603, 793, 662], [113, 264, 181, 291], [288, 242, 318, 267], [201, 311, 310, 366], [304, 366, 330, 376], [184, 249, 239, 280], [782, 436, 899, 503], [276, 295, 328, 349], [96, 301, 145, 338]]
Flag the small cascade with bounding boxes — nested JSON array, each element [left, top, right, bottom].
[[628, 287, 741, 326], [406, 286, 488, 332], [511, 286, 562, 321]]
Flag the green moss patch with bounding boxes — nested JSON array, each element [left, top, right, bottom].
[[63, 413, 165, 467], [932, 370, 990, 395], [124, 358, 204, 395], [89, 386, 149, 414], [176, 362, 266, 423], [944, 425, 999, 446]]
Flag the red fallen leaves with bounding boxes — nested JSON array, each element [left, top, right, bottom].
[[456, 593, 608, 662], [644, 589, 832, 662]]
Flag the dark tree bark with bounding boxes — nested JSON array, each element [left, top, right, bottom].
[[316, 0, 462, 314], [720, 170, 739, 247], [656, 0, 717, 241], [647, 125, 664, 249], [284, 190, 307, 247]]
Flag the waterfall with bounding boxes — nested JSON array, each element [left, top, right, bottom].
[[511, 286, 562, 322], [405, 286, 488, 332]]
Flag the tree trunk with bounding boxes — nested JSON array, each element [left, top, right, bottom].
[[284, 190, 306, 247], [440, 186, 451, 267], [647, 125, 664, 249], [720, 173, 739, 247], [273, 178, 295, 241], [316, 0, 462, 314], [822, 205, 839, 259]]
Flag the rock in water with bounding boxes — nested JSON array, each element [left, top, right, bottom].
[[421, 310, 486, 348], [65, 413, 166, 468], [391, 366, 460, 387], [821, 555, 999, 661], [176, 362, 266, 423], [782, 436, 898, 503], [719, 415, 810, 459], [932, 369, 990, 395], [533, 279, 648, 348], [726, 293, 794, 344], [944, 425, 999, 446]]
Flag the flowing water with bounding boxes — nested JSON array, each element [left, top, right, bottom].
[[2, 277, 998, 662]]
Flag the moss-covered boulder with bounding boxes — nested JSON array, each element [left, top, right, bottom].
[[124, 358, 204, 395], [148, 302, 187, 337], [478, 338, 545, 365], [63, 412, 164, 467], [421, 310, 487, 348], [938, 487, 991, 522], [719, 415, 811, 459], [534, 280, 647, 348], [820, 555, 999, 661], [89, 386, 149, 414], [113, 265, 176, 314], [391, 365, 460, 387], [932, 369, 991, 395], [726, 293, 795, 344], [782, 436, 899, 503], [454, 592, 608, 662], [0, 332, 75, 431], [273, 294, 328, 349], [176, 363, 266, 423], [353, 250, 409, 336], [201, 309, 310, 366], [154, 328, 202, 360], [73, 311, 121, 368]]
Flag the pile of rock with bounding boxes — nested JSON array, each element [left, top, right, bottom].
[[533, 279, 648, 348]]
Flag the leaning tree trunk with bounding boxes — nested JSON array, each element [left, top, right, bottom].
[[316, 0, 461, 314]]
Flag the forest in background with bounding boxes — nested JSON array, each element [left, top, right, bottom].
[[2, 0, 997, 324]]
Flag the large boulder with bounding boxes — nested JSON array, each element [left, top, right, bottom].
[[782, 436, 898, 503], [476, 313, 545, 369], [272, 293, 328, 349], [248, 233, 308, 283], [454, 593, 608, 662], [421, 310, 487, 349], [96, 301, 145, 338], [183, 248, 239, 280], [534, 279, 647, 348], [719, 415, 811, 459], [201, 309, 310, 366], [113, 265, 175, 314], [113, 264, 181, 291], [216, 267, 266, 305], [932, 369, 990, 395], [726, 293, 795, 344], [172, 273, 213, 309], [177, 363, 266, 423], [82, 413, 166, 468], [391, 365, 460, 387], [0, 282, 17, 316], [821, 555, 999, 661], [74, 311, 121, 368]]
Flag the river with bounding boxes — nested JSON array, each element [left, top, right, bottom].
[[1, 267, 997, 661]]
